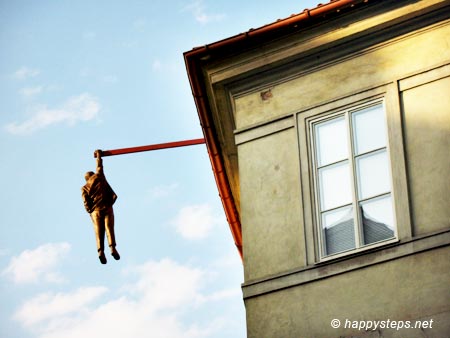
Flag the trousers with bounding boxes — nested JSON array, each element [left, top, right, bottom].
[[90, 206, 116, 253]]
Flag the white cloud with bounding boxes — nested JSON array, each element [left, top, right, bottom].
[[13, 66, 41, 80], [125, 258, 204, 309], [19, 85, 43, 98], [4, 93, 100, 135], [213, 249, 243, 268], [200, 288, 241, 303], [14, 258, 238, 338], [14, 287, 108, 328], [184, 1, 225, 24], [0, 248, 10, 257], [2, 242, 71, 284], [171, 204, 221, 240]]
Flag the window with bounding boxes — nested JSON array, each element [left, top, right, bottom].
[[311, 100, 396, 258]]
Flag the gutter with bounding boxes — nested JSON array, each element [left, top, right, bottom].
[[185, 57, 244, 259], [184, 0, 366, 260]]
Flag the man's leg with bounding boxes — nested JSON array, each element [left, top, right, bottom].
[[105, 207, 120, 260], [91, 210, 107, 264]]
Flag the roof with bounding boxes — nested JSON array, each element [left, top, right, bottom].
[[184, 0, 372, 259]]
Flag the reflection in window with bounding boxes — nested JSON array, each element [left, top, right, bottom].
[[356, 151, 391, 200], [352, 104, 387, 155], [315, 117, 348, 166], [360, 196, 395, 245], [313, 101, 395, 257], [322, 207, 355, 255], [319, 162, 352, 210]]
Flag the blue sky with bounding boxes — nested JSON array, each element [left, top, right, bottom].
[[0, 1, 319, 337]]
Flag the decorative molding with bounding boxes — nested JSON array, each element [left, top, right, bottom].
[[235, 116, 294, 145], [242, 229, 450, 299], [399, 62, 450, 92]]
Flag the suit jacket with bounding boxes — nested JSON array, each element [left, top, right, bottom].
[[81, 157, 117, 213]]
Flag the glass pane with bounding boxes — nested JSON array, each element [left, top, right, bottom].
[[322, 206, 355, 255], [315, 117, 348, 166], [352, 104, 387, 155], [360, 196, 395, 245], [356, 151, 391, 200], [319, 162, 352, 211]]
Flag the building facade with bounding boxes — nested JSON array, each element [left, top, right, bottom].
[[185, 0, 450, 336]]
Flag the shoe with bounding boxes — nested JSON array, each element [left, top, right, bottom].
[[99, 251, 107, 264], [111, 248, 120, 260]]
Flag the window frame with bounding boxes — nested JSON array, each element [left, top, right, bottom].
[[298, 85, 411, 265], [310, 99, 398, 260]]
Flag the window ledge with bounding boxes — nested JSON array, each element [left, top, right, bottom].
[[241, 228, 450, 299], [315, 237, 400, 264]]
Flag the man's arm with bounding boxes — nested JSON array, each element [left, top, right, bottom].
[[95, 149, 104, 175], [81, 186, 93, 213]]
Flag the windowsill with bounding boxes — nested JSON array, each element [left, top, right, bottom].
[[241, 228, 450, 300], [316, 237, 399, 264]]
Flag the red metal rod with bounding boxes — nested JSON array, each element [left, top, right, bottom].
[[94, 138, 206, 157]]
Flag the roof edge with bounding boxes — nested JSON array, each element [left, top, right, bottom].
[[184, 0, 367, 59], [184, 0, 367, 260]]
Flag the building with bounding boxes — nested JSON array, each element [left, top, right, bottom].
[[184, 0, 450, 337]]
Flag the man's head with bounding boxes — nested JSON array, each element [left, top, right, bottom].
[[85, 171, 95, 182]]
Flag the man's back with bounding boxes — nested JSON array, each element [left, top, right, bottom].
[[82, 173, 116, 212]]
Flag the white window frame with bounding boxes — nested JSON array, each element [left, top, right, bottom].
[[308, 98, 399, 261], [296, 84, 413, 267]]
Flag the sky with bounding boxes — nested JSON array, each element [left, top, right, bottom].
[[0, 1, 319, 337]]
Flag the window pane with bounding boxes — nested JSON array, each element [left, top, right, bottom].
[[322, 206, 355, 255], [319, 162, 352, 211], [360, 196, 395, 245], [315, 117, 348, 166], [352, 104, 387, 155], [356, 151, 391, 200]]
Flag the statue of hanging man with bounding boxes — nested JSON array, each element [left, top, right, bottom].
[[82, 150, 120, 264]]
